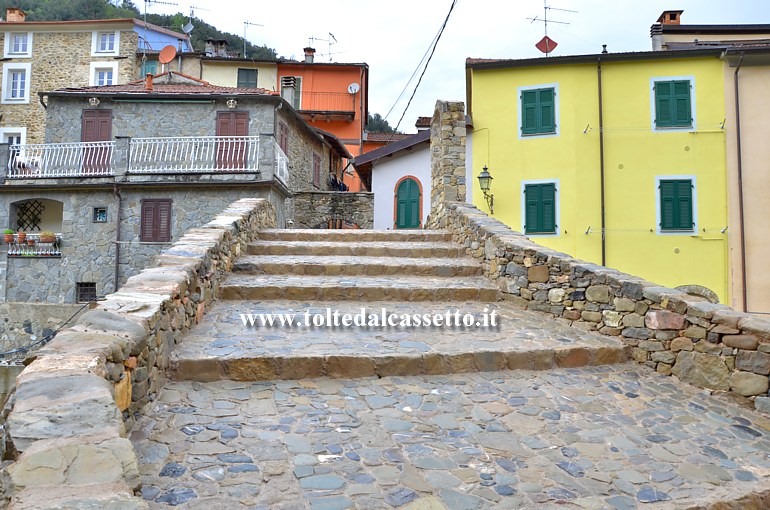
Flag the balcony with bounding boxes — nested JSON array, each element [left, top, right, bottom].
[[297, 92, 356, 122], [4, 136, 265, 180], [5, 233, 61, 258]]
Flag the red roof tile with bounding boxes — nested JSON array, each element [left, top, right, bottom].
[[365, 132, 411, 143]]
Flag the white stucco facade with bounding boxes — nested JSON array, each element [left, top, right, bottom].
[[371, 144, 431, 230]]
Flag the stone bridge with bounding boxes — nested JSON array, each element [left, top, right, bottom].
[[1, 102, 770, 509]]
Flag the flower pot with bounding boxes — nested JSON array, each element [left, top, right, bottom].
[[40, 235, 55, 243], [3, 234, 13, 243], [26, 239, 35, 247]]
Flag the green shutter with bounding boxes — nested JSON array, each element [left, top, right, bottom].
[[524, 183, 556, 234], [660, 179, 693, 231], [655, 80, 691, 128], [521, 90, 537, 134], [521, 87, 556, 135], [538, 88, 555, 132], [237, 68, 258, 88]]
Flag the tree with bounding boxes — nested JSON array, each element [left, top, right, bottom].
[[366, 113, 398, 133]]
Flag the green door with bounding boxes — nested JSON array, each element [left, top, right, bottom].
[[396, 178, 421, 229]]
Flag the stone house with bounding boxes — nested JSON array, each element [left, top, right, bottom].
[[0, 71, 348, 304], [0, 7, 192, 145]]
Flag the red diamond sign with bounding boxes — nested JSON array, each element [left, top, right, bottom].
[[536, 36, 558, 54]]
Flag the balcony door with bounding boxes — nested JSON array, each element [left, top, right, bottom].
[[216, 111, 249, 170], [81, 109, 112, 175]]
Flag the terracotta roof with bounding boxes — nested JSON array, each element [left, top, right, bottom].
[[355, 129, 431, 167], [415, 117, 432, 128], [365, 132, 411, 143], [47, 71, 276, 96]]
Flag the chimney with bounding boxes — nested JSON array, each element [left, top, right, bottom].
[[656, 10, 683, 25], [145, 73, 153, 91], [6, 8, 26, 22], [303, 47, 315, 64]]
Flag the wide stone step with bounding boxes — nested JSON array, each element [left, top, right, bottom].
[[233, 255, 482, 277], [258, 228, 452, 243], [220, 275, 500, 302], [246, 240, 465, 258], [169, 300, 629, 382]]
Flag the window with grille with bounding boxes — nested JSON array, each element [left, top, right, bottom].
[[16, 200, 44, 231], [77, 282, 97, 303], [140, 199, 172, 242]]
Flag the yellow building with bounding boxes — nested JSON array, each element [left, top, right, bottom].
[[467, 49, 730, 303]]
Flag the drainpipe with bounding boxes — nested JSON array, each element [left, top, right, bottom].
[[113, 183, 122, 293], [597, 57, 607, 266], [733, 53, 748, 312]]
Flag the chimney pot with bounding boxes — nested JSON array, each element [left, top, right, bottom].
[[602, 44, 608, 54], [656, 10, 683, 25], [303, 47, 315, 64], [145, 73, 153, 91], [6, 8, 26, 23]]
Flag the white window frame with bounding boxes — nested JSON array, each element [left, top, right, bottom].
[[517, 82, 560, 139], [650, 76, 696, 133], [520, 178, 561, 237], [91, 30, 120, 56], [3, 32, 32, 57], [1, 63, 31, 104], [0, 127, 26, 146], [89, 62, 119, 86], [655, 175, 698, 236]]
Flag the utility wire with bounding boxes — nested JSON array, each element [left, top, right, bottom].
[[390, 0, 459, 132]]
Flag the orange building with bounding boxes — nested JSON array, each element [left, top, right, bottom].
[[277, 48, 368, 157]]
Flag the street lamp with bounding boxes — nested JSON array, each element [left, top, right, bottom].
[[477, 166, 494, 214]]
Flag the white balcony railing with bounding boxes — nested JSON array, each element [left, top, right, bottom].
[[128, 136, 260, 174], [6, 233, 62, 257], [275, 141, 288, 185], [7, 142, 115, 178]]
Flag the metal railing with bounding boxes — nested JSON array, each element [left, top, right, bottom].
[[7, 142, 115, 178], [6, 233, 62, 257], [275, 141, 288, 185], [128, 136, 260, 173], [298, 92, 356, 113]]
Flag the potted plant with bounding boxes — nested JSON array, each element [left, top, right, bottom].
[[26, 237, 35, 247], [3, 229, 14, 243], [39, 231, 56, 243], [17, 230, 26, 243]]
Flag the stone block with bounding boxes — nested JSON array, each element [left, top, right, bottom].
[[736, 350, 770, 376], [694, 340, 722, 355], [562, 310, 581, 321], [613, 297, 636, 312], [555, 348, 590, 368], [581, 311, 602, 323], [622, 313, 644, 328], [8, 482, 146, 510], [656, 362, 673, 375], [569, 290, 586, 301], [738, 315, 770, 341], [548, 288, 566, 303], [710, 324, 739, 335], [505, 264, 527, 277], [655, 330, 678, 342], [598, 326, 622, 336], [683, 325, 707, 340], [602, 310, 623, 328], [631, 348, 649, 362], [585, 285, 611, 304], [635, 301, 650, 316], [723, 335, 760, 351], [670, 337, 694, 352], [114, 374, 132, 412], [729, 371, 770, 397], [622, 327, 651, 340], [639, 340, 664, 352], [651, 351, 677, 364], [755, 396, 770, 414], [528, 265, 550, 283], [671, 351, 729, 391], [644, 310, 685, 330]]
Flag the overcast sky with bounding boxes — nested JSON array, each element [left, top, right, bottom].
[[147, 0, 769, 133]]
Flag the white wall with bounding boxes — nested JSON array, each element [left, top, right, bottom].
[[371, 145, 431, 230], [466, 131, 473, 203]]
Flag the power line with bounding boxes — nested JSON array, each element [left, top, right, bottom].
[[390, 0, 459, 132]]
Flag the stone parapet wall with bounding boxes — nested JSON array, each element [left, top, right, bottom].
[[292, 191, 374, 229], [0, 197, 275, 509], [429, 101, 466, 229], [443, 202, 770, 414]]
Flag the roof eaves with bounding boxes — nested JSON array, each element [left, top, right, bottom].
[[353, 129, 431, 167]]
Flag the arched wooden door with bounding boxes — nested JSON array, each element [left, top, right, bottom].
[[395, 177, 422, 229]]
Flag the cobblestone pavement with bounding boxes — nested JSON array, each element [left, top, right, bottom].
[[132, 365, 770, 509], [169, 301, 626, 381]]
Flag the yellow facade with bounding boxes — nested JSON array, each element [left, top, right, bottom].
[[201, 61, 277, 91], [469, 54, 729, 303]]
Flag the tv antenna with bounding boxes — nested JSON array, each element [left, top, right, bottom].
[[243, 20, 264, 58], [526, 0, 577, 56], [141, 0, 178, 51], [309, 33, 340, 62], [188, 4, 209, 18]]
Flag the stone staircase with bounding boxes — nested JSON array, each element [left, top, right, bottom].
[[169, 229, 628, 382]]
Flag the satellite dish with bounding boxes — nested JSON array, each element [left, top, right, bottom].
[[183, 22, 194, 34], [159, 45, 177, 64], [347, 82, 360, 94]]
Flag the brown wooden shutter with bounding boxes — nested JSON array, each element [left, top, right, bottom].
[[140, 199, 172, 242]]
